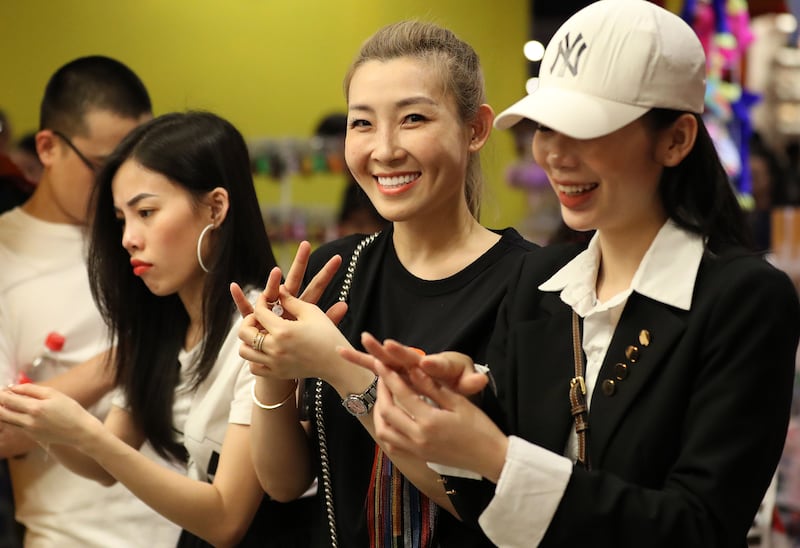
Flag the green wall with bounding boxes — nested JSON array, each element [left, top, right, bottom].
[[0, 0, 530, 231]]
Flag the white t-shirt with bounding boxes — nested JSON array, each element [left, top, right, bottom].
[[0, 207, 181, 548], [113, 299, 254, 483]]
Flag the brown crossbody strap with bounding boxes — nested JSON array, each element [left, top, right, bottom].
[[568, 310, 591, 470]]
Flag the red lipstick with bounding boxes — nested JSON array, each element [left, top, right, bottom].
[[553, 180, 598, 209], [130, 259, 152, 276]]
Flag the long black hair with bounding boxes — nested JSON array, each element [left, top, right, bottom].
[[644, 109, 753, 251], [88, 111, 276, 461]]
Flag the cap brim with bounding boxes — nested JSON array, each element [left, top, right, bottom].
[[494, 87, 649, 139]]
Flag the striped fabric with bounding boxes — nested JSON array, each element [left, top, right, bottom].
[[368, 445, 437, 548]]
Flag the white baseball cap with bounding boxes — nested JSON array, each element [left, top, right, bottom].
[[495, 0, 706, 139]]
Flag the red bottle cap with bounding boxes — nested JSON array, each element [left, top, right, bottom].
[[16, 372, 32, 384], [44, 332, 65, 352]]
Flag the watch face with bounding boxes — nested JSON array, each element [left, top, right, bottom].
[[344, 397, 368, 416]]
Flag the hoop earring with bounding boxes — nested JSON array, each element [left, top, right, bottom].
[[196, 223, 214, 273]]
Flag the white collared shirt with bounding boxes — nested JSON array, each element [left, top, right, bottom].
[[479, 220, 704, 547]]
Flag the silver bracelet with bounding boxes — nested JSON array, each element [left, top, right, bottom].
[[251, 379, 298, 410]]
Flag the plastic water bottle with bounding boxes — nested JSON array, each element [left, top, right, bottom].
[[18, 332, 66, 384]]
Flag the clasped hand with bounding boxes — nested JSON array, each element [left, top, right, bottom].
[[338, 333, 508, 481], [0, 383, 99, 449], [231, 241, 349, 381]]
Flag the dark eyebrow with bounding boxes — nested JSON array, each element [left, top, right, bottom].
[[126, 192, 158, 207]]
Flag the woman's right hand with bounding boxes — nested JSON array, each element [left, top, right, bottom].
[[231, 240, 345, 321], [0, 383, 102, 450], [368, 358, 508, 483]]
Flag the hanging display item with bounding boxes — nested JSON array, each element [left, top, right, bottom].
[[680, 0, 757, 195], [245, 135, 348, 264], [249, 135, 346, 180]]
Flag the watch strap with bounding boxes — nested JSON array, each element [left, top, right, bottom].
[[342, 376, 378, 416]]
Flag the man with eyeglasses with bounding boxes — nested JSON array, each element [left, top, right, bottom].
[[0, 56, 180, 547]]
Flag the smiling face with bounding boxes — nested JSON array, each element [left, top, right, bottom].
[[344, 57, 475, 225], [112, 159, 212, 302], [532, 118, 668, 240]]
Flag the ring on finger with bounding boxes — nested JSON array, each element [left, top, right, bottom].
[[252, 330, 267, 352], [266, 298, 284, 317]]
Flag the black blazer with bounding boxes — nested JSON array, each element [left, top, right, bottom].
[[453, 243, 800, 547]]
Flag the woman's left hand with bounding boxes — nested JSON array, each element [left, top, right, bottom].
[[239, 287, 351, 381], [234, 239, 350, 380], [339, 332, 488, 396], [0, 383, 101, 449]]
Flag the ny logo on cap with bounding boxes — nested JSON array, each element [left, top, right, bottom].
[[550, 32, 587, 77]]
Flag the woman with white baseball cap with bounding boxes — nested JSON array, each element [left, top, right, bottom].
[[341, 1, 800, 546]]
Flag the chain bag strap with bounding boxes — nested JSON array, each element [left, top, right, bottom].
[[568, 310, 591, 470], [315, 232, 379, 547]]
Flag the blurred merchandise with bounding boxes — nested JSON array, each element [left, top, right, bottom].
[[771, 206, 800, 290], [248, 136, 346, 268]]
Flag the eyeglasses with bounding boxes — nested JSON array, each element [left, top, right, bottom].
[[52, 130, 99, 173]]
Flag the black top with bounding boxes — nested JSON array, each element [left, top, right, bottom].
[[302, 227, 536, 547]]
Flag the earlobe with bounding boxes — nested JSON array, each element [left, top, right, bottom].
[[659, 113, 697, 167], [208, 187, 230, 226], [468, 104, 495, 152], [35, 130, 58, 166]]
